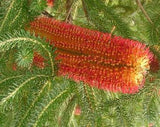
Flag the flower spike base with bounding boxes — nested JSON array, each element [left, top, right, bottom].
[[29, 17, 153, 94]]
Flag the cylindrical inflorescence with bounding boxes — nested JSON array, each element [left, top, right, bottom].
[[29, 17, 153, 94]]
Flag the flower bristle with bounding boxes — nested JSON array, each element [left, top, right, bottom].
[[29, 17, 153, 94]]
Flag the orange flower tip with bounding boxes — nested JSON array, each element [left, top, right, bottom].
[[149, 123, 154, 127], [12, 63, 17, 71], [150, 55, 160, 72], [74, 105, 81, 116], [47, 0, 54, 7]]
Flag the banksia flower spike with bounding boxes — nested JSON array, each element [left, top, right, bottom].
[[29, 17, 153, 94]]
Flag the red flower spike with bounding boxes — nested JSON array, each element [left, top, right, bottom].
[[33, 52, 45, 69], [46, 0, 54, 7], [29, 17, 153, 94]]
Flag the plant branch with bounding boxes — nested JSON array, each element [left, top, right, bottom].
[[0, 75, 48, 105], [136, 0, 160, 37], [136, 0, 153, 24], [65, 0, 73, 23], [0, 0, 16, 32], [81, 0, 90, 22], [42, 11, 54, 18]]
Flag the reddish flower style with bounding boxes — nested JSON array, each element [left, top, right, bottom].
[[33, 52, 45, 69], [29, 17, 153, 94]]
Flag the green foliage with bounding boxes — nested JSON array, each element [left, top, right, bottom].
[[29, 0, 47, 19], [0, 0, 29, 33], [0, 0, 160, 127], [135, 0, 160, 45], [0, 30, 54, 75], [82, 0, 132, 38]]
